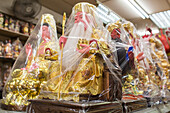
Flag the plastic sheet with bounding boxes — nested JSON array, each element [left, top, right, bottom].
[[38, 3, 122, 108], [107, 20, 167, 101], [2, 14, 59, 108]]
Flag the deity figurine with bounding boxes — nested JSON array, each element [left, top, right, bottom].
[[4, 40, 13, 58], [0, 13, 4, 28], [23, 22, 29, 35], [9, 18, 15, 31], [43, 3, 121, 102], [15, 20, 20, 33], [12, 38, 23, 59], [4, 16, 9, 30], [3, 14, 60, 107]]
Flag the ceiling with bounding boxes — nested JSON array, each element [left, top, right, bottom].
[[0, 0, 169, 33], [98, 0, 170, 32], [40, 0, 170, 33], [39, 0, 97, 16]]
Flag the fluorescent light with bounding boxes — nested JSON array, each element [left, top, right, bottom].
[[125, 0, 145, 19], [162, 12, 170, 26], [98, 4, 108, 13], [149, 10, 170, 28], [149, 15, 161, 28], [129, 0, 149, 18], [125, 0, 149, 19], [97, 4, 121, 24]]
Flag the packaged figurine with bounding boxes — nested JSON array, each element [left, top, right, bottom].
[[12, 38, 23, 59], [23, 22, 29, 35], [4, 40, 13, 58], [15, 20, 20, 33], [8, 17, 15, 31], [0, 41, 4, 57], [2, 14, 59, 110], [0, 13, 4, 28], [24, 3, 123, 113], [4, 16, 9, 30], [39, 2, 122, 104]]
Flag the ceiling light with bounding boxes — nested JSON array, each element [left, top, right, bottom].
[[149, 15, 161, 28], [125, 0, 149, 19], [150, 10, 170, 28], [98, 4, 108, 13], [97, 4, 121, 24]]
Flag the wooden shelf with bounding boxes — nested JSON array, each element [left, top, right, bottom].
[[0, 57, 15, 63], [0, 25, 62, 41], [0, 28, 29, 41]]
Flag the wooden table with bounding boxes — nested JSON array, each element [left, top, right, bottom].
[[28, 99, 123, 113], [122, 99, 147, 113]]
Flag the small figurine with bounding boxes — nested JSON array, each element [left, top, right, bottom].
[[4, 40, 13, 58], [4, 16, 9, 30], [8, 18, 15, 31], [12, 38, 23, 59], [15, 20, 20, 33], [23, 22, 29, 35], [29, 24, 35, 35], [0, 41, 4, 57], [0, 13, 4, 28]]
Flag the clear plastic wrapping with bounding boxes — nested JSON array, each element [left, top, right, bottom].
[[39, 3, 122, 105], [107, 20, 167, 102], [2, 14, 59, 107], [12, 38, 23, 59]]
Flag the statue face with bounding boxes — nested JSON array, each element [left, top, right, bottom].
[[42, 25, 50, 41]]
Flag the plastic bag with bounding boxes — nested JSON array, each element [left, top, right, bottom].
[[107, 20, 163, 102], [12, 38, 23, 59], [2, 14, 59, 107], [39, 3, 122, 107]]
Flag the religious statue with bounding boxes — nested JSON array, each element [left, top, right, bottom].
[[3, 14, 60, 108], [42, 3, 121, 102]]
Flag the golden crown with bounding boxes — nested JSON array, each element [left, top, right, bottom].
[[107, 20, 121, 33], [73, 2, 96, 15]]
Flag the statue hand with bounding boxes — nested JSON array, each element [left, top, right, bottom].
[[26, 43, 32, 56], [76, 44, 90, 54], [59, 36, 67, 49]]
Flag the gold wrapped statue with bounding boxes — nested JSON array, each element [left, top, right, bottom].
[[2, 14, 60, 109], [41, 3, 121, 102]]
